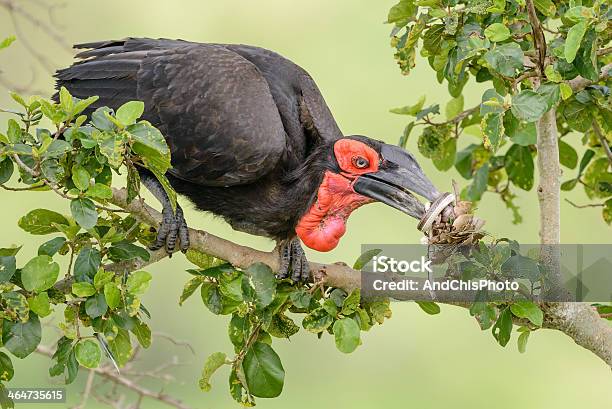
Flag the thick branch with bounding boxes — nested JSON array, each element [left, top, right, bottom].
[[108, 188, 612, 367], [568, 63, 612, 92]]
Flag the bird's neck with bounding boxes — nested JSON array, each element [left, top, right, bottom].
[[295, 171, 372, 252]]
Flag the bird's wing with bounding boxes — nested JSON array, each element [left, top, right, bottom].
[[56, 38, 287, 186]]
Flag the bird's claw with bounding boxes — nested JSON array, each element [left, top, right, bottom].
[[277, 238, 310, 282], [149, 204, 190, 255]]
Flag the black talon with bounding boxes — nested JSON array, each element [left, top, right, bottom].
[[277, 238, 310, 282], [141, 171, 191, 255]]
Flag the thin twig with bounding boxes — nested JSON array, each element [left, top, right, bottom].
[[591, 120, 612, 167], [36, 345, 193, 409], [565, 199, 605, 209]]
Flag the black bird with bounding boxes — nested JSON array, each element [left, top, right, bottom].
[[55, 38, 444, 281]]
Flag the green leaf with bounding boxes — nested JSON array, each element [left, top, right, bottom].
[[179, 276, 204, 305], [98, 133, 124, 168], [199, 352, 227, 392], [559, 83, 573, 100], [333, 318, 361, 353], [465, 163, 489, 201], [74, 247, 101, 283], [149, 168, 177, 212], [93, 268, 114, 291], [416, 301, 440, 315], [86, 183, 113, 199], [0, 36, 15, 50], [115, 101, 144, 126], [72, 282, 96, 297], [131, 321, 151, 348], [73, 96, 99, 117], [7, 119, 21, 144], [537, 83, 560, 111], [21, 255, 60, 292], [564, 21, 587, 63], [558, 139, 578, 169], [505, 145, 533, 190], [267, 313, 300, 338], [126, 163, 141, 204], [432, 138, 456, 171], [353, 248, 382, 270], [544, 65, 562, 83], [126, 271, 152, 295], [484, 43, 524, 77], [108, 242, 150, 263], [247, 263, 276, 307], [511, 90, 549, 123], [583, 158, 612, 199], [445, 95, 464, 119], [533, 0, 556, 17], [70, 198, 98, 230], [243, 342, 285, 398], [390, 95, 425, 116], [484, 23, 510, 42], [504, 112, 536, 146], [603, 199, 612, 225], [85, 293, 108, 318], [38, 237, 66, 257], [0, 256, 16, 282], [201, 282, 223, 315], [2, 313, 41, 358], [28, 292, 52, 318], [108, 328, 132, 367], [18, 209, 69, 235], [510, 301, 543, 327], [302, 308, 334, 333], [387, 0, 417, 25], [491, 307, 513, 347], [501, 254, 540, 281], [71, 165, 90, 191], [75, 339, 101, 368], [104, 283, 121, 309], [289, 288, 312, 309], [341, 289, 361, 315], [0, 158, 14, 184], [481, 112, 504, 152], [128, 123, 171, 172], [517, 329, 530, 353], [0, 352, 14, 382]]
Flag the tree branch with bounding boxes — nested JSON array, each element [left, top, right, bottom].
[[568, 63, 612, 92], [108, 187, 612, 368]]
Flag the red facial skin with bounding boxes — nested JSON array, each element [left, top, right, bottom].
[[296, 140, 379, 252]]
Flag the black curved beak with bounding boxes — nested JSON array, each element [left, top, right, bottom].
[[353, 144, 440, 220]]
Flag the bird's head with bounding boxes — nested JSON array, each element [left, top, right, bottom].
[[296, 135, 443, 252]]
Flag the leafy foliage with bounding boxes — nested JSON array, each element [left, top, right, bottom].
[[387, 0, 611, 224]]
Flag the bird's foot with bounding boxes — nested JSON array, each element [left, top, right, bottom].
[[277, 238, 310, 282], [149, 204, 190, 255]]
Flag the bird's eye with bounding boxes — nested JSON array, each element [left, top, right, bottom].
[[352, 156, 369, 169]]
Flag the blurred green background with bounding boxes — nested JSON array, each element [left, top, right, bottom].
[[0, 1, 610, 408]]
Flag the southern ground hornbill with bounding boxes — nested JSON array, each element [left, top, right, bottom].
[[55, 38, 447, 281]]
